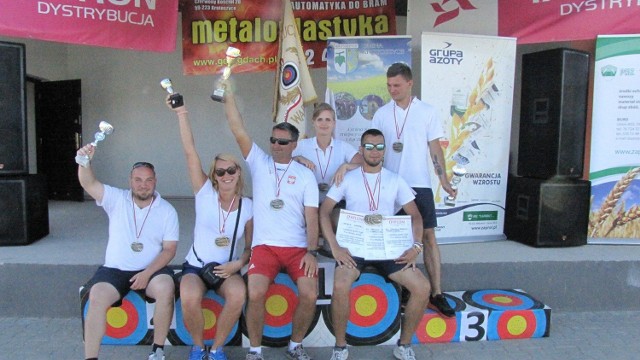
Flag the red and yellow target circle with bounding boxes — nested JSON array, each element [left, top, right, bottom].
[[414, 310, 458, 343]]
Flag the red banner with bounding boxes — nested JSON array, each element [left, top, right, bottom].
[[0, 0, 178, 52], [182, 0, 396, 75], [498, 0, 640, 44]]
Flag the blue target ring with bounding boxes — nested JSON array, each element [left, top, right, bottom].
[[463, 289, 541, 311], [322, 271, 401, 345], [486, 309, 549, 340], [83, 290, 149, 345], [281, 62, 299, 89], [174, 290, 239, 346]]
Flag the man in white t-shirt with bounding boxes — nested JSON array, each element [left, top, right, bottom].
[[319, 128, 430, 360], [371, 63, 457, 318], [76, 145, 179, 360], [223, 90, 319, 360]]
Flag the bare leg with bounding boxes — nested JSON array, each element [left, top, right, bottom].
[[330, 266, 359, 347], [179, 274, 207, 348], [422, 228, 442, 295], [389, 270, 430, 344], [212, 274, 246, 350], [246, 274, 270, 347], [290, 276, 318, 343], [84, 283, 120, 358], [145, 274, 175, 346]]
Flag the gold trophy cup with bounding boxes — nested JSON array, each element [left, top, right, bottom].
[[211, 47, 241, 102]]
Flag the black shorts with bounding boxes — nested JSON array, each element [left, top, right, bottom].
[[85, 266, 174, 306], [181, 262, 226, 291], [344, 256, 406, 278], [396, 187, 437, 229]]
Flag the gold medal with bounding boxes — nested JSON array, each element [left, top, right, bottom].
[[318, 183, 330, 192], [392, 142, 403, 152], [131, 242, 144, 252], [215, 236, 230, 247], [270, 198, 284, 210]]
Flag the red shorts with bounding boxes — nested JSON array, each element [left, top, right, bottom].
[[248, 245, 315, 281]]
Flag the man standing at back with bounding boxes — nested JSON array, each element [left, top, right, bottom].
[[371, 62, 457, 317], [222, 89, 320, 360], [76, 145, 179, 360]]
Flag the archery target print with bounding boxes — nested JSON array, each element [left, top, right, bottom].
[[81, 289, 150, 345], [322, 271, 402, 345], [462, 289, 550, 340], [414, 293, 466, 343], [172, 290, 240, 346]]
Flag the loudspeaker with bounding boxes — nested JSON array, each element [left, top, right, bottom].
[[505, 176, 589, 247], [0, 175, 49, 245], [517, 48, 589, 179], [0, 41, 28, 175]]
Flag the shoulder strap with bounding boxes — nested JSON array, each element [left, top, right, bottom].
[[228, 198, 242, 262]]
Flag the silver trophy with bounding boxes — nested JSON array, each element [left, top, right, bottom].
[[211, 46, 241, 103], [160, 78, 184, 108], [75, 121, 114, 167], [444, 164, 466, 207]]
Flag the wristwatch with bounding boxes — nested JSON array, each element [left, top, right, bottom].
[[307, 249, 319, 257]]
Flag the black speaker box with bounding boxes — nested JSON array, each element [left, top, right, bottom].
[[0, 41, 28, 175], [505, 176, 589, 247], [517, 48, 589, 179], [0, 175, 49, 245]]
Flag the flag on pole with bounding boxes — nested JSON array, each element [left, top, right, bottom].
[[272, 0, 318, 138]]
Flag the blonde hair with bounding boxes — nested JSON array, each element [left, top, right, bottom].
[[312, 102, 336, 121], [208, 153, 245, 196]]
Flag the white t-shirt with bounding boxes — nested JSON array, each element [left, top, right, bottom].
[[292, 136, 358, 202], [185, 179, 253, 267], [326, 167, 415, 215], [246, 143, 319, 248], [371, 97, 444, 188], [99, 185, 179, 271]]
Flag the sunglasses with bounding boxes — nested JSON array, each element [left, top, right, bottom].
[[270, 137, 293, 146], [362, 143, 385, 151], [214, 166, 238, 177], [132, 162, 155, 170]]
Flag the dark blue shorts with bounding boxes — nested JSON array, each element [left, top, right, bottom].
[[397, 187, 437, 229], [85, 265, 174, 306], [180, 262, 226, 291], [346, 256, 406, 277]]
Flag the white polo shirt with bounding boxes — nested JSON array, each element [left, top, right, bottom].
[[326, 167, 415, 216], [371, 97, 444, 188], [185, 179, 254, 267], [99, 185, 179, 271], [246, 143, 318, 248]]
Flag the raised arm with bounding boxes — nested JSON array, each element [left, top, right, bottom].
[[332, 152, 363, 187], [428, 138, 456, 197], [76, 144, 105, 202], [167, 95, 207, 193], [223, 90, 252, 158]]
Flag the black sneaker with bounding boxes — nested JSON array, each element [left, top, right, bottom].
[[430, 294, 455, 317]]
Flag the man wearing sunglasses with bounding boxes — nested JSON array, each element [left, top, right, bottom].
[[223, 90, 319, 360], [319, 129, 430, 360], [371, 63, 457, 319], [75, 146, 179, 360]]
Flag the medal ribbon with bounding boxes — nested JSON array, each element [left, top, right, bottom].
[[315, 145, 333, 182], [133, 195, 155, 239], [393, 97, 413, 142], [273, 159, 293, 197], [218, 194, 237, 234], [361, 167, 381, 212]]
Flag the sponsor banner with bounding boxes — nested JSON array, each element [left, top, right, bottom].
[[325, 35, 411, 149], [588, 35, 640, 244], [182, 0, 396, 75], [498, 0, 640, 44], [0, 0, 178, 52], [422, 32, 516, 242]]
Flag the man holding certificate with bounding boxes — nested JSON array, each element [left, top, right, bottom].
[[319, 129, 430, 360]]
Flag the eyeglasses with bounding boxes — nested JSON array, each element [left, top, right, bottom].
[[132, 162, 155, 171], [214, 166, 238, 177], [270, 137, 293, 146], [362, 143, 385, 151]]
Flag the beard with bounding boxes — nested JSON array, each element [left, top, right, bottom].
[[132, 190, 153, 202], [364, 157, 382, 167]]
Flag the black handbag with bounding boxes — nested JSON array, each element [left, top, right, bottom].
[[193, 198, 242, 289]]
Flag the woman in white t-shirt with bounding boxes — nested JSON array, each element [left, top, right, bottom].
[[167, 96, 253, 360]]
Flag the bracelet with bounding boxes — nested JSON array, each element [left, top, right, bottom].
[[412, 242, 423, 254]]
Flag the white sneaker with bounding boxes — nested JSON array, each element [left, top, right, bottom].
[[393, 345, 416, 360], [330, 347, 349, 360], [148, 347, 166, 360]]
